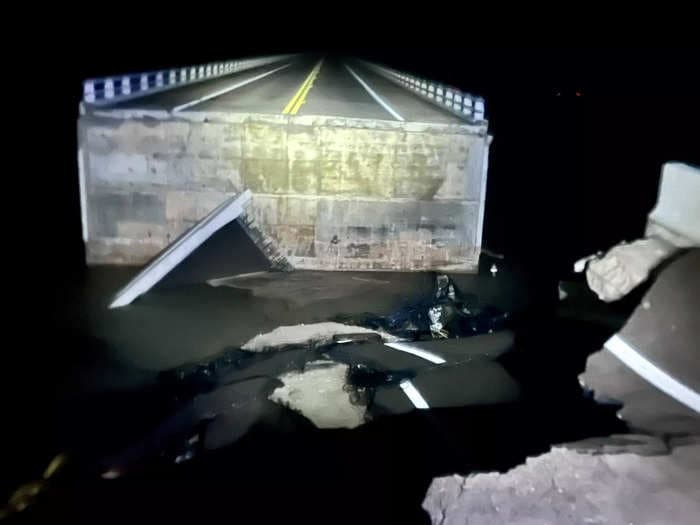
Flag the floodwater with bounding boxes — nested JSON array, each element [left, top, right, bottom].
[[14, 260, 631, 524]]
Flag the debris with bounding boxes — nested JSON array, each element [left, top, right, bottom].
[[242, 322, 396, 352], [585, 237, 677, 302], [268, 361, 367, 429], [581, 161, 698, 301], [435, 274, 456, 300], [350, 274, 509, 340], [423, 441, 700, 525], [428, 305, 449, 338]]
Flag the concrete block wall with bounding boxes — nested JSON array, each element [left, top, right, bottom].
[[79, 111, 490, 271]]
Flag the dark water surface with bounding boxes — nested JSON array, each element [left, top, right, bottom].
[[10, 262, 629, 524]]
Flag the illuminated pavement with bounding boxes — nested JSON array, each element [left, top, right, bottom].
[[100, 56, 462, 123]]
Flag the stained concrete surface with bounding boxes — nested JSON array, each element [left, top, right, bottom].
[[423, 438, 700, 525]]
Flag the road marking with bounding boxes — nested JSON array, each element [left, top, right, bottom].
[[400, 380, 430, 409], [384, 342, 446, 364], [605, 334, 700, 413], [283, 59, 323, 115], [172, 63, 291, 112], [344, 64, 404, 121]]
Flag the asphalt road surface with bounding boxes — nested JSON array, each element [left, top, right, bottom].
[[101, 56, 463, 124]]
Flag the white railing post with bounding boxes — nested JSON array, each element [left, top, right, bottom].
[[474, 98, 485, 121], [84, 80, 95, 102], [104, 78, 115, 99], [121, 75, 131, 95]]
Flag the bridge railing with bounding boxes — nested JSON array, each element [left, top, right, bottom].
[[357, 59, 486, 123], [83, 54, 297, 106]]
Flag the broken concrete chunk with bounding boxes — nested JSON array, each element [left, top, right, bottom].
[[586, 237, 677, 302], [423, 441, 700, 525], [241, 322, 396, 352], [268, 361, 367, 429], [582, 161, 699, 302]]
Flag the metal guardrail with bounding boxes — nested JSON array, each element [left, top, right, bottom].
[[83, 54, 297, 106], [358, 60, 486, 123]]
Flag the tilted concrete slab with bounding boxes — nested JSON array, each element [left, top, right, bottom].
[[110, 190, 252, 308]]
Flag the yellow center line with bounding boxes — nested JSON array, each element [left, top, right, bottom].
[[282, 59, 324, 115]]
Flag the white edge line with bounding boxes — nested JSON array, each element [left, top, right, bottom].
[[172, 63, 292, 112], [384, 342, 446, 364], [344, 64, 404, 122], [400, 380, 430, 409], [604, 334, 700, 413], [110, 190, 252, 308]]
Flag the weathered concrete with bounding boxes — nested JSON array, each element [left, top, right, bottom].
[[79, 110, 490, 271], [423, 438, 700, 525], [269, 361, 367, 429], [109, 190, 252, 307]]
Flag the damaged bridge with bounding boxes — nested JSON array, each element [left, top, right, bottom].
[[78, 54, 491, 273]]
